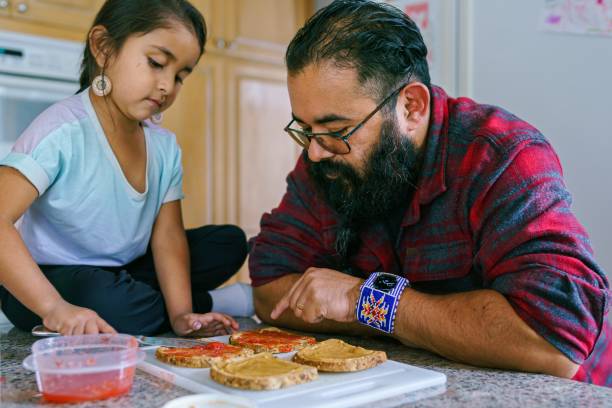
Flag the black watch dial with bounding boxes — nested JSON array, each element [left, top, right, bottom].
[[373, 273, 398, 293]]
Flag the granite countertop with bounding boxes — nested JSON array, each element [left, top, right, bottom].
[[1, 317, 610, 408]]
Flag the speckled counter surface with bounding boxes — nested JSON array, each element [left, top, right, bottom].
[[1, 317, 610, 408]]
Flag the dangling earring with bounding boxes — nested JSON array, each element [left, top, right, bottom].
[[151, 112, 163, 124], [92, 74, 112, 97]]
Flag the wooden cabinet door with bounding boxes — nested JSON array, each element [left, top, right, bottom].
[[162, 54, 224, 229], [9, 0, 103, 32], [226, 59, 301, 266], [220, 0, 311, 61], [0, 0, 10, 17], [188, 0, 225, 54], [216, 59, 301, 282]]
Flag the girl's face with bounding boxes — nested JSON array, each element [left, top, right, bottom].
[[102, 21, 201, 122]]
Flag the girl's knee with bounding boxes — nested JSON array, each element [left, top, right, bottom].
[[222, 225, 248, 266], [219, 224, 247, 246]]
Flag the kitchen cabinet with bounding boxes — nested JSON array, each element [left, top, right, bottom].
[[211, 0, 309, 61], [0, 0, 103, 40], [163, 0, 312, 283]]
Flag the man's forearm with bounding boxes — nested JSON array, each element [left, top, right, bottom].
[[255, 274, 578, 378], [254, 274, 376, 335], [394, 288, 579, 377]]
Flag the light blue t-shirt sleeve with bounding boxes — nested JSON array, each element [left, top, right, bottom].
[[163, 140, 184, 203], [0, 129, 69, 196]]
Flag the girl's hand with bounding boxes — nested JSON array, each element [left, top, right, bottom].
[[42, 300, 116, 336], [171, 312, 239, 337]]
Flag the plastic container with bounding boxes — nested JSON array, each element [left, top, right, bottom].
[[23, 333, 144, 403]]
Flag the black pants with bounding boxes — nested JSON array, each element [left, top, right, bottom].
[[0, 225, 247, 335]]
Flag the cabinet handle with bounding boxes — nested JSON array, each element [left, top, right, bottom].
[[0, 0, 9, 10], [215, 38, 227, 49], [17, 2, 28, 13], [214, 38, 235, 51]]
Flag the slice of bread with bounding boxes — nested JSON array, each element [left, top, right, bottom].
[[155, 342, 254, 368], [292, 339, 387, 372], [210, 352, 318, 390], [229, 327, 316, 354]]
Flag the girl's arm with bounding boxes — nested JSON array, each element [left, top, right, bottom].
[[0, 167, 115, 335], [150, 201, 237, 336]]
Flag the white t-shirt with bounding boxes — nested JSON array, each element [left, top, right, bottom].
[[0, 89, 184, 266]]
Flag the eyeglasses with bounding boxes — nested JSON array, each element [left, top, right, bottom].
[[284, 81, 410, 155]]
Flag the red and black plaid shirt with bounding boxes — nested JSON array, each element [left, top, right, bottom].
[[249, 86, 610, 386]]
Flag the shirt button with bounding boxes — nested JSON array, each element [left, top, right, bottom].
[[405, 247, 419, 256]]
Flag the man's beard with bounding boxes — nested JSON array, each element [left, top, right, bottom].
[[306, 116, 422, 265]]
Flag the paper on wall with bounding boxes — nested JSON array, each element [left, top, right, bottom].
[[540, 0, 612, 37]]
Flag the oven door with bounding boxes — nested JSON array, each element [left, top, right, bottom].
[[0, 74, 79, 159]]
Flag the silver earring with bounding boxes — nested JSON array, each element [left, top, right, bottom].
[[92, 74, 112, 97], [151, 112, 163, 124]]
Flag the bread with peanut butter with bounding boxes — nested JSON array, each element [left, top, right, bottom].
[[210, 352, 318, 390], [292, 339, 387, 372]]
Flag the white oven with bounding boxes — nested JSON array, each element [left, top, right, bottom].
[[0, 31, 82, 159]]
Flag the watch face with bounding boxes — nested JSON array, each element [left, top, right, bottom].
[[373, 273, 398, 293]]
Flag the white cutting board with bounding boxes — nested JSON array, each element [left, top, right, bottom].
[[137, 335, 446, 408]]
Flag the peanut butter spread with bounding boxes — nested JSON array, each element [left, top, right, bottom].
[[224, 355, 301, 377], [299, 339, 372, 360]]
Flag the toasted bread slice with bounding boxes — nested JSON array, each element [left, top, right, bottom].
[[210, 352, 318, 390], [292, 339, 387, 372], [155, 341, 254, 368], [229, 327, 316, 354]]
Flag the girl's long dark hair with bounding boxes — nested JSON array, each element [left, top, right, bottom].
[[79, 0, 206, 92]]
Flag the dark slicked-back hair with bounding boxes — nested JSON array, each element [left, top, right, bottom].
[[79, 0, 206, 92], [286, 0, 430, 102]]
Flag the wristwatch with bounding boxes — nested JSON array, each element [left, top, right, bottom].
[[356, 272, 409, 333]]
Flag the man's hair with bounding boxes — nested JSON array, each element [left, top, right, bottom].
[[286, 0, 430, 102]]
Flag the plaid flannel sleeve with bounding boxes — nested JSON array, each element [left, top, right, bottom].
[[470, 137, 609, 364]]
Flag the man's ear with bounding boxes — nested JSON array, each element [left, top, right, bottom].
[[395, 82, 430, 134], [89, 25, 111, 70]]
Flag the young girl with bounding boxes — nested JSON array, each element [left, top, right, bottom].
[[0, 0, 254, 337]]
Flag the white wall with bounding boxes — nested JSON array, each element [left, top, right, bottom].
[[460, 0, 612, 278], [315, 0, 333, 10]]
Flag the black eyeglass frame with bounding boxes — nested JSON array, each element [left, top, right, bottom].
[[283, 80, 411, 155]]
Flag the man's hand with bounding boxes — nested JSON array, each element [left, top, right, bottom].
[[171, 312, 239, 337], [270, 267, 363, 323], [42, 299, 116, 336]]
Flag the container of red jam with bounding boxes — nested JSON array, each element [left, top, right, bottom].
[[22, 333, 144, 403]]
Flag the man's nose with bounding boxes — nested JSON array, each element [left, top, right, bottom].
[[307, 138, 335, 162]]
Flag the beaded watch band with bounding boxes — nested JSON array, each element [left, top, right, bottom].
[[356, 272, 409, 333]]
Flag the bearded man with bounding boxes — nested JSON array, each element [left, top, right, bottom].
[[248, 0, 610, 385]]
